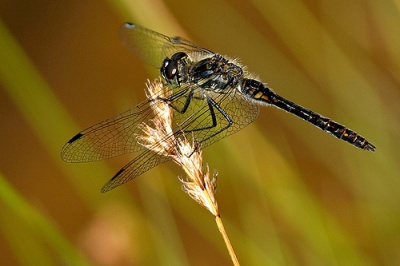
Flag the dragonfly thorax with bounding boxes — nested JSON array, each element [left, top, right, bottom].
[[187, 54, 243, 92], [161, 52, 244, 92]]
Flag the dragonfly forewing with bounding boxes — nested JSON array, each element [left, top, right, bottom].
[[120, 22, 212, 68], [61, 99, 155, 163]]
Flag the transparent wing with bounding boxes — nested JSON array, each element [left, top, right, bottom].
[[61, 81, 258, 165], [61, 99, 150, 163], [61, 84, 173, 163], [164, 84, 260, 148], [101, 148, 171, 193], [100, 84, 260, 192], [120, 22, 213, 67]]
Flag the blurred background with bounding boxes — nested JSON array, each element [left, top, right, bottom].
[[1, 0, 399, 265]]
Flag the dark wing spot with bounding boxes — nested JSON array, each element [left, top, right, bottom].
[[67, 132, 83, 143]]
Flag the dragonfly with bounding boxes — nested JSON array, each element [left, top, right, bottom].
[[62, 22, 376, 192]]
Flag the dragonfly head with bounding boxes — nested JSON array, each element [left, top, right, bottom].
[[161, 52, 189, 87]]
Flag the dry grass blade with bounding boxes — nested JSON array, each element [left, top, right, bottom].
[[137, 79, 240, 265]]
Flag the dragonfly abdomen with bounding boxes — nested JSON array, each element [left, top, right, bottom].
[[241, 79, 376, 151]]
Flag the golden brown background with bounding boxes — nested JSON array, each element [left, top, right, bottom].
[[1, 0, 399, 265]]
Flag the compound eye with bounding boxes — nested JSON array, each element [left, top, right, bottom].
[[164, 60, 178, 80]]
